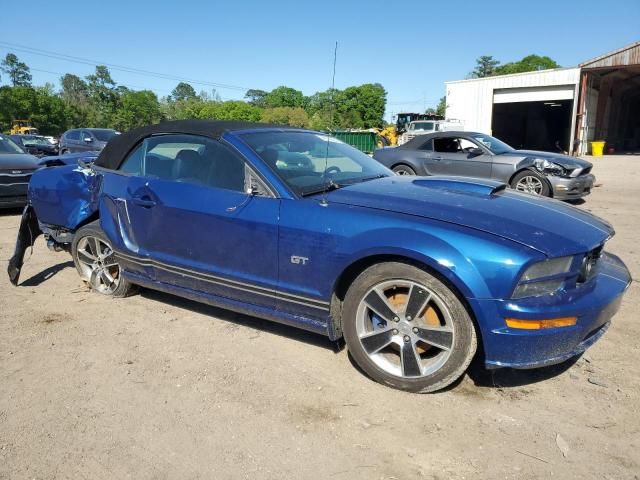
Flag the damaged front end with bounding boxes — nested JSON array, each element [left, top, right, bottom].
[[7, 162, 100, 285]]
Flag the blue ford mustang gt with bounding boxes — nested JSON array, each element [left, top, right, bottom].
[[8, 120, 631, 393]]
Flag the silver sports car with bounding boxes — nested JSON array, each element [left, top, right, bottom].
[[372, 131, 594, 200]]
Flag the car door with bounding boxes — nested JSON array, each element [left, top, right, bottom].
[[79, 130, 94, 152], [431, 136, 492, 178], [115, 133, 280, 309]]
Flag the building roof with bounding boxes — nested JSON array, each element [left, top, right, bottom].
[[580, 40, 640, 69]]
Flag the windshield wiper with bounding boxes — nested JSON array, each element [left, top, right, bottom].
[[348, 174, 387, 184], [300, 180, 343, 197]]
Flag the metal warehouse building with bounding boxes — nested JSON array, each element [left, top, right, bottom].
[[445, 41, 640, 155]]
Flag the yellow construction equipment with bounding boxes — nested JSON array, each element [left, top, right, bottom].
[[10, 120, 39, 135]]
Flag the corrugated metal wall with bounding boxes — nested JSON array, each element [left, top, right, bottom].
[[445, 68, 581, 134]]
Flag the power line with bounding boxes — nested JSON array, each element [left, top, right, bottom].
[[0, 40, 251, 93]]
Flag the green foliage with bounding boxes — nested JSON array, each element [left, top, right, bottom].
[[114, 90, 162, 131], [1, 53, 32, 87], [495, 55, 561, 75], [436, 96, 446, 117], [170, 82, 197, 102], [264, 86, 305, 108], [0, 51, 389, 136], [261, 107, 309, 127], [470, 56, 500, 78], [470, 54, 561, 78]]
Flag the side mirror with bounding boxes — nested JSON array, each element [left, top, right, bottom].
[[83, 137, 93, 143], [469, 147, 484, 156]]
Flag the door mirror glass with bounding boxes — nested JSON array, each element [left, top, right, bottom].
[[84, 137, 93, 143], [469, 147, 484, 156]]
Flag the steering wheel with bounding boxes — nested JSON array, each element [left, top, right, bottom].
[[324, 166, 341, 175]]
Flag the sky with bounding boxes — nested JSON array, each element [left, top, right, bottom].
[[2, 0, 639, 122]]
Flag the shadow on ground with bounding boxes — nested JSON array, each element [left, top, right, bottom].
[[466, 355, 579, 388], [140, 288, 338, 352], [18, 261, 75, 287]]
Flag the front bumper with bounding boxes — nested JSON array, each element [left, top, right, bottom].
[[470, 252, 631, 369], [549, 173, 595, 200], [0, 182, 30, 208]]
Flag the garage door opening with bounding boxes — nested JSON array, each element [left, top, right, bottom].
[[583, 66, 640, 154], [491, 100, 573, 153]]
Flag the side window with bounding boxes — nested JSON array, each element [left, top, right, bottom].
[[66, 130, 80, 141], [118, 134, 249, 193], [419, 139, 433, 151], [434, 137, 461, 153], [80, 130, 92, 142], [459, 139, 477, 152]]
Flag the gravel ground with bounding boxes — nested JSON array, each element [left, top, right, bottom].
[[1, 155, 638, 479]]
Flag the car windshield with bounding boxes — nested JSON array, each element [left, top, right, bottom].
[[471, 133, 514, 154], [240, 131, 391, 196], [412, 122, 434, 130], [0, 135, 25, 154], [91, 129, 119, 142], [22, 136, 50, 146]]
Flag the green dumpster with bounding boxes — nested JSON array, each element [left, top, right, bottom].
[[329, 130, 378, 154]]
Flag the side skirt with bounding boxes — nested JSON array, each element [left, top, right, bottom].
[[123, 270, 330, 338]]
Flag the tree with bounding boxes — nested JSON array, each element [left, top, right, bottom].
[[335, 83, 386, 128], [1, 53, 32, 87], [0, 84, 71, 135], [114, 90, 162, 131], [85, 65, 118, 126], [261, 107, 309, 128], [198, 100, 262, 122], [436, 96, 446, 117], [170, 82, 197, 102], [470, 56, 500, 78], [244, 89, 268, 107], [264, 86, 305, 108], [495, 55, 561, 75]]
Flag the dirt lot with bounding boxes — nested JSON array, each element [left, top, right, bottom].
[[1, 155, 639, 480]]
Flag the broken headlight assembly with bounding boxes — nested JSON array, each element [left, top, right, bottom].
[[533, 158, 568, 177], [512, 256, 573, 298]]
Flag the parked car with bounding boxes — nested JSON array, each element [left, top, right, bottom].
[[0, 134, 40, 208], [38, 150, 100, 167], [8, 120, 630, 393], [59, 128, 119, 154], [9, 134, 59, 157], [373, 131, 595, 200], [397, 119, 464, 145]]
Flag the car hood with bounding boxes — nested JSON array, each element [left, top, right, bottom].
[[0, 153, 41, 170], [326, 176, 612, 256], [507, 150, 592, 170]]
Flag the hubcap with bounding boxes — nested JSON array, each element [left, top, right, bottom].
[[356, 280, 455, 379], [394, 167, 412, 176], [516, 175, 543, 194], [75, 236, 120, 294]]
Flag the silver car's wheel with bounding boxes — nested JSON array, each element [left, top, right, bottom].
[[355, 280, 454, 378], [75, 236, 121, 294], [515, 175, 544, 194], [392, 164, 416, 176]]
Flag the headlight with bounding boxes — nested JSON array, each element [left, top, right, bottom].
[[534, 158, 567, 177], [512, 256, 573, 298]]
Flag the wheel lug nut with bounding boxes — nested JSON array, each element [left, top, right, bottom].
[[406, 315, 412, 321], [412, 327, 419, 334], [393, 317, 400, 322], [403, 335, 411, 343], [392, 329, 399, 335]]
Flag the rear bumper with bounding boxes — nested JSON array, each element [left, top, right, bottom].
[[470, 252, 631, 369], [550, 173, 595, 200]]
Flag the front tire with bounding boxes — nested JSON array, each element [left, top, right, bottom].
[[342, 262, 477, 393], [511, 170, 551, 197], [71, 221, 134, 297]]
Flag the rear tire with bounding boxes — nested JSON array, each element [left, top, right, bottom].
[[71, 221, 134, 297], [392, 164, 416, 176], [342, 262, 477, 393]]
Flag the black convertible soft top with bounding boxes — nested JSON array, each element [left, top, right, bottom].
[[94, 119, 287, 170]]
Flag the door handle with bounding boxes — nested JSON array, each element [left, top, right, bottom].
[[433, 156, 443, 161], [131, 196, 156, 208]]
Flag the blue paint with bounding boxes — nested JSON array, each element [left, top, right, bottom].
[[26, 127, 632, 369]]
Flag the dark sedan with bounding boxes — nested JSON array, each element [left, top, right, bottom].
[[0, 135, 40, 208], [9, 134, 59, 157], [373, 131, 595, 200]]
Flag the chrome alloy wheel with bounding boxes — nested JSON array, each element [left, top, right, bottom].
[[515, 175, 544, 195], [355, 280, 455, 378], [75, 236, 121, 294]]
